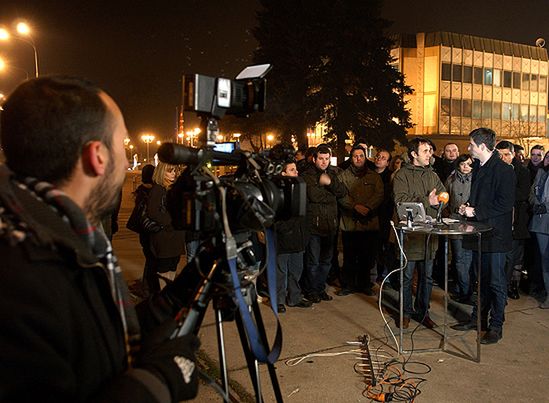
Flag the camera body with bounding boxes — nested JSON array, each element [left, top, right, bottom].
[[163, 145, 306, 235]]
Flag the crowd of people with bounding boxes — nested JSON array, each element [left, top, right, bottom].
[[2, 76, 549, 401], [128, 129, 549, 347]]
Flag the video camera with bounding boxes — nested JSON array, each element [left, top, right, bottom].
[[161, 63, 305, 236]]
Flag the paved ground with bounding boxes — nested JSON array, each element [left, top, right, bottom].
[[114, 172, 549, 402]]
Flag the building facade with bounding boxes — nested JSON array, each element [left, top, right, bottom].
[[392, 32, 549, 152]]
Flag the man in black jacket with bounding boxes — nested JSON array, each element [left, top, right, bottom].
[[452, 128, 515, 345], [301, 145, 346, 303], [0, 77, 199, 402], [274, 160, 312, 312], [495, 141, 531, 300]]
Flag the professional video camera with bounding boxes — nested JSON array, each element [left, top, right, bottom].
[[158, 65, 304, 402]]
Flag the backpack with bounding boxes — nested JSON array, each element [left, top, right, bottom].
[[126, 193, 162, 233]]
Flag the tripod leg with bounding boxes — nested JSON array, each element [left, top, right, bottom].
[[250, 298, 284, 403], [215, 308, 230, 401], [234, 312, 263, 402]]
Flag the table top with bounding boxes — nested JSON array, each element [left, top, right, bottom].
[[396, 219, 492, 235]]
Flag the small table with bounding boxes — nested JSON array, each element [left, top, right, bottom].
[[396, 220, 492, 362]]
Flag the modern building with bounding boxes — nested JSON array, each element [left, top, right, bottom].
[[391, 32, 549, 153]]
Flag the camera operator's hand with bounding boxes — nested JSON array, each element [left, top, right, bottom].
[[534, 203, 547, 215], [138, 319, 200, 402]]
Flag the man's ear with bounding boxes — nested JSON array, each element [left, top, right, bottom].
[[82, 140, 108, 176], [411, 150, 418, 160]]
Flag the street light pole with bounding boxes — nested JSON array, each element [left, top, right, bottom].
[[15, 22, 39, 77], [141, 134, 155, 163]]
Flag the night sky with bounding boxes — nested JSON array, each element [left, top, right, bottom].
[[1, 0, 548, 148]]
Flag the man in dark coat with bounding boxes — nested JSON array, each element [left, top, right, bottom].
[[453, 128, 515, 345], [301, 145, 346, 303], [495, 141, 531, 299], [0, 77, 199, 402]]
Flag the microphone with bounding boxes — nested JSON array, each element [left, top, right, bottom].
[[436, 192, 449, 223]]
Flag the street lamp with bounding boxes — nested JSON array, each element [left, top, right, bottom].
[[0, 21, 39, 77], [141, 133, 155, 162]]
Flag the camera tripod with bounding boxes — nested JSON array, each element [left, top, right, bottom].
[[173, 243, 284, 403]]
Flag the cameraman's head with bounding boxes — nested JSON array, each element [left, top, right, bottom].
[[1, 76, 129, 223], [313, 145, 332, 171]]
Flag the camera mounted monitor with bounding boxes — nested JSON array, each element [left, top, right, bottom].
[[182, 64, 272, 119]]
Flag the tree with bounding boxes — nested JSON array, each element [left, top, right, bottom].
[[252, 0, 413, 161]]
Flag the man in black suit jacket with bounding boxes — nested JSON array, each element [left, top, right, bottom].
[[452, 128, 515, 345]]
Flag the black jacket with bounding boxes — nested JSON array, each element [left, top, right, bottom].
[[275, 216, 308, 254], [512, 158, 531, 240], [301, 164, 346, 236], [464, 152, 515, 252], [0, 170, 180, 403]]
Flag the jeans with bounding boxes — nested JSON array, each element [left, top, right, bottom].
[[303, 234, 334, 295], [451, 238, 473, 296], [402, 260, 433, 318], [276, 251, 305, 305], [534, 233, 549, 297], [471, 251, 507, 330]]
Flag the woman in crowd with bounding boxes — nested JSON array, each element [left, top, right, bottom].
[[529, 150, 549, 309], [445, 154, 474, 304], [146, 161, 185, 292], [132, 164, 156, 295]]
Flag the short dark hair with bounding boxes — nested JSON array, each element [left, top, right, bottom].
[[513, 143, 524, 152], [531, 144, 545, 153], [141, 164, 155, 185], [470, 127, 496, 151], [1, 76, 112, 185], [350, 145, 366, 157], [314, 145, 332, 158], [455, 153, 472, 166], [407, 137, 430, 161], [495, 141, 514, 153]]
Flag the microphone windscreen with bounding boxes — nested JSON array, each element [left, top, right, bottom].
[[438, 191, 449, 204]]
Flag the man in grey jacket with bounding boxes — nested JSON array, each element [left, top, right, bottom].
[[393, 137, 446, 329]]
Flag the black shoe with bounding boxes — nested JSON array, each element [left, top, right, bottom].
[[277, 304, 286, 313], [421, 316, 437, 329], [507, 287, 520, 300], [480, 329, 502, 344], [288, 298, 313, 308], [336, 288, 354, 296], [306, 293, 321, 303], [319, 291, 333, 301], [451, 321, 477, 331]]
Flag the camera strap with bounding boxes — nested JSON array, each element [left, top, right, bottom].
[[227, 228, 282, 364]]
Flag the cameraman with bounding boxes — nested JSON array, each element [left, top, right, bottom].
[[0, 77, 199, 402]]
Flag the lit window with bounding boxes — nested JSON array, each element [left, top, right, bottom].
[[502, 103, 511, 120], [484, 68, 493, 85], [493, 69, 501, 87], [482, 101, 492, 118]]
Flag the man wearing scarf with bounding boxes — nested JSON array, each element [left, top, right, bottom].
[[336, 145, 384, 296], [0, 77, 199, 402]]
